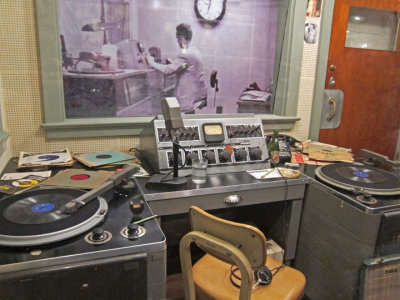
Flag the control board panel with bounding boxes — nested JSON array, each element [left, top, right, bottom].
[[140, 114, 270, 175]]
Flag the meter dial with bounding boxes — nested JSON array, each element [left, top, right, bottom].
[[202, 123, 225, 144]]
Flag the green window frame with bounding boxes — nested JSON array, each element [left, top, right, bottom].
[[36, 0, 306, 138]]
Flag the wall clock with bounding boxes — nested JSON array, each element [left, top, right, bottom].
[[194, 0, 227, 22]]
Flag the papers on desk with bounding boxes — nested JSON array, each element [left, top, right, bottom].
[[239, 90, 271, 102], [247, 169, 282, 179], [248, 168, 301, 179]]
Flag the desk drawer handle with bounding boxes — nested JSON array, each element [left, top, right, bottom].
[[224, 195, 243, 204]]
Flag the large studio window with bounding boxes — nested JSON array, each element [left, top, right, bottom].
[[36, 0, 305, 138]]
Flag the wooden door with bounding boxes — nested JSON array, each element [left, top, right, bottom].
[[319, 0, 400, 160]]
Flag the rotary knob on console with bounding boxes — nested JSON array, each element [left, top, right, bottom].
[[186, 151, 198, 165], [250, 147, 263, 161], [219, 150, 231, 163], [92, 227, 105, 241], [85, 227, 112, 244], [127, 223, 139, 237], [205, 150, 216, 164], [235, 148, 248, 162]]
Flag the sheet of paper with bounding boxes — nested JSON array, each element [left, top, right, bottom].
[[133, 166, 150, 177], [247, 169, 282, 179], [1, 171, 52, 180]]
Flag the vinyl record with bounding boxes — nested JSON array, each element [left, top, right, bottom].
[[3, 193, 73, 225], [0, 188, 108, 247], [315, 163, 400, 196], [334, 166, 387, 184]]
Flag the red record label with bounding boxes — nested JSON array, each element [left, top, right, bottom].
[[70, 174, 91, 180]]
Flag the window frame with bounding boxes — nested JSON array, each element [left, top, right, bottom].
[[36, 0, 306, 138]]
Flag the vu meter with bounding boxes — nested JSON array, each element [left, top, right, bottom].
[[202, 123, 224, 144]]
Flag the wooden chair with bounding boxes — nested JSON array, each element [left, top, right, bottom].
[[179, 206, 306, 300]]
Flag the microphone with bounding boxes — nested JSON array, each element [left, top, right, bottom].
[[161, 97, 184, 132], [210, 70, 218, 89], [145, 97, 187, 190]]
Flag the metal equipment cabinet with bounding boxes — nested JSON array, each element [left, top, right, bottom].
[[294, 180, 382, 299]]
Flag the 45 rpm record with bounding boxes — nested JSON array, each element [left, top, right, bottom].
[[0, 188, 108, 247], [315, 163, 400, 196], [3, 193, 74, 225]]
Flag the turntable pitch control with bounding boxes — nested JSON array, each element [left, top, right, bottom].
[[85, 227, 112, 244], [120, 224, 146, 240]]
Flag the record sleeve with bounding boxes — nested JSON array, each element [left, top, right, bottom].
[[18, 149, 74, 169], [0, 175, 48, 195], [74, 151, 134, 167], [41, 169, 115, 189]]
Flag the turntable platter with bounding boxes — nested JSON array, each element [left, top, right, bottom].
[[4, 193, 76, 225], [315, 163, 400, 196], [0, 188, 108, 247]]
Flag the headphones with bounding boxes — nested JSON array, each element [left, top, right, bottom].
[[230, 265, 281, 289]]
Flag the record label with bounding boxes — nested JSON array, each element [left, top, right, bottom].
[[31, 202, 55, 213], [12, 179, 39, 187], [96, 154, 112, 159], [353, 171, 368, 178], [37, 155, 61, 161], [70, 174, 91, 180]]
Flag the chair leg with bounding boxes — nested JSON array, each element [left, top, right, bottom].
[[179, 234, 197, 300]]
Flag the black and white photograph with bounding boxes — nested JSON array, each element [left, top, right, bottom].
[[58, 0, 279, 118]]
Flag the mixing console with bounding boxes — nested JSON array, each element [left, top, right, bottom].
[[140, 114, 270, 175]]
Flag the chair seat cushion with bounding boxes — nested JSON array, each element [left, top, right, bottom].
[[192, 254, 306, 300]]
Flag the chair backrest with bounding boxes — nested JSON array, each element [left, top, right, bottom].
[[189, 206, 266, 270]]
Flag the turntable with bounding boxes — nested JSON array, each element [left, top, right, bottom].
[[295, 150, 400, 300], [315, 162, 400, 207], [0, 162, 166, 300], [304, 154, 400, 214]]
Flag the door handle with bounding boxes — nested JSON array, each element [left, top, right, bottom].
[[327, 97, 337, 121]]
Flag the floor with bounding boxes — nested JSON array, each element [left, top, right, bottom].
[[166, 273, 185, 300]]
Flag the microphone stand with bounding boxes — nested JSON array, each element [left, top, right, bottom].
[[171, 130, 180, 179], [145, 129, 187, 190]]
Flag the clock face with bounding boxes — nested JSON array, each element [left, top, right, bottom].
[[195, 0, 227, 22]]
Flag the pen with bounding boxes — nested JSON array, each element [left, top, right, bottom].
[[133, 215, 158, 224], [261, 169, 275, 178]]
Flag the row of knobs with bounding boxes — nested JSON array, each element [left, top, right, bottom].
[[167, 147, 263, 167], [158, 127, 199, 142], [206, 148, 262, 163], [226, 125, 262, 138]]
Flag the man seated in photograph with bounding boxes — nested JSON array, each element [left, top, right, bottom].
[[146, 23, 207, 114]]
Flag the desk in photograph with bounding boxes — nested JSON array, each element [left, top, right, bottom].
[[63, 69, 168, 117], [135, 172, 309, 262]]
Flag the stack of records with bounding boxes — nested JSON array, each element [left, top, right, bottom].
[[17, 149, 74, 169]]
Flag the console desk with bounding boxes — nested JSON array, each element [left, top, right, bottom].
[[135, 172, 309, 263]]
